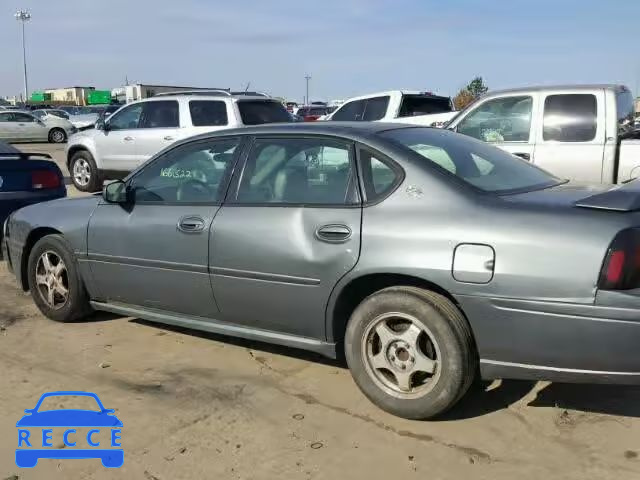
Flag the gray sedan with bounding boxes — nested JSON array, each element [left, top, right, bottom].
[[0, 110, 76, 143], [4, 122, 640, 419]]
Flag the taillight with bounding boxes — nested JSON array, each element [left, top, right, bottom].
[[31, 170, 61, 190], [598, 229, 640, 290]]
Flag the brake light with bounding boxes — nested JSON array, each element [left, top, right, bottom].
[[31, 170, 61, 190], [598, 229, 640, 290], [606, 251, 625, 283]]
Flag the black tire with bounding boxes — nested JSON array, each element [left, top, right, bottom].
[[344, 286, 477, 419], [48, 127, 67, 144], [70, 150, 102, 192], [27, 234, 93, 323]]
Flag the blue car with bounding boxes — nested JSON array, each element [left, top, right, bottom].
[[0, 141, 66, 262], [16, 391, 123, 468]]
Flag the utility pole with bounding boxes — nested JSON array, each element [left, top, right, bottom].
[[15, 9, 31, 103], [304, 74, 311, 105]]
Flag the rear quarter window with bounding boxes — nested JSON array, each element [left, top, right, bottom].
[[238, 101, 291, 125], [189, 100, 228, 126]]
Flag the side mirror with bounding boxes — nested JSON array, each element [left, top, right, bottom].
[[102, 409, 115, 415], [95, 118, 107, 131], [24, 409, 33, 414], [103, 180, 128, 203]]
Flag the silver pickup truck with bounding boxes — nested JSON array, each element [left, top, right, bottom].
[[446, 84, 639, 184]]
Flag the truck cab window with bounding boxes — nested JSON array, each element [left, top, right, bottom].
[[543, 94, 597, 142]]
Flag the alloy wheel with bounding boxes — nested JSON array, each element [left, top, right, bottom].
[[73, 158, 91, 187], [361, 312, 441, 398], [35, 251, 69, 310]]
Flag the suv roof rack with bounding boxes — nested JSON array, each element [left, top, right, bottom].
[[154, 90, 232, 97], [230, 91, 270, 97]]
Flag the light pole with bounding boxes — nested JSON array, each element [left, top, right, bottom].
[[304, 74, 311, 105], [15, 9, 31, 103]]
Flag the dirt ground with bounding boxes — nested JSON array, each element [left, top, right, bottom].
[[1, 144, 640, 479]]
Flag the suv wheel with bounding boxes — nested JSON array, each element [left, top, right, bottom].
[[345, 286, 477, 419], [70, 150, 102, 192], [27, 234, 93, 323]]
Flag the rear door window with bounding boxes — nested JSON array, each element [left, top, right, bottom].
[[235, 137, 357, 205], [331, 100, 366, 121], [13, 112, 36, 123], [189, 100, 228, 126], [543, 94, 597, 142], [237, 101, 291, 125], [362, 96, 390, 121], [139, 100, 180, 129]]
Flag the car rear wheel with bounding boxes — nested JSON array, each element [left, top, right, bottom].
[[70, 150, 102, 192], [48, 127, 67, 144], [344, 286, 477, 419], [27, 234, 93, 323]]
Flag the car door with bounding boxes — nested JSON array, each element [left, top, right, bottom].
[[12, 112, 48, 142], [134, 100, 182, 163], [0, 112, 15, 140], [87, 136, 242, 318], [96, 103, 144, 172], [531, 90, 605, 182], [453, 94, 538, 162], [209, 136, 362, 339]]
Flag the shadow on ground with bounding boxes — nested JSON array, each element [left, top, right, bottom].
[[90, 315, 640, 421], [129, 318, 344, 368], [441, 379, 640, 421]]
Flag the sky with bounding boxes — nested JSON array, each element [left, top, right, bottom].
[[1, 0, 639, 102]]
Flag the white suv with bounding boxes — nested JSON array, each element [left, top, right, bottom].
[[65, 91, 291, 191]]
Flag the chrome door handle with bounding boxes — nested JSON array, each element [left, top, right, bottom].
[[514, 152, 530, 161], [163, 136, 174, 141], [177, 215, 206, 233], [124, 136, 134, 141], [315, 224, 352, 243]]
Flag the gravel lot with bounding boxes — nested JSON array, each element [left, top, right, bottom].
[[1, 143, 640, 479]]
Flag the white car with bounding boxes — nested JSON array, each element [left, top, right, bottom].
[[65, 91, 292, 191], [0, 110, 76, 144]]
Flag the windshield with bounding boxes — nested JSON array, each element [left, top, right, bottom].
[[238, 100, 292, 125], [380, 127, 561, 194]]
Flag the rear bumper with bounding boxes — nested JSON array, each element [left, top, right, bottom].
[[456, 294, 640, 384]]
